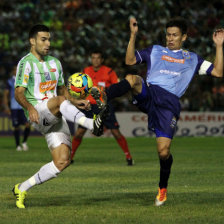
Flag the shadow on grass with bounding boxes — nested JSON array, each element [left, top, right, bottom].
[[26, 191, 224, 208], [27, 191, 154, 208]]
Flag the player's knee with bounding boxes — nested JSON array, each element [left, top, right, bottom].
[[157, 144, 170, 160], [125, 74, 142, 94], [74, 133, 83, 139], [51, 96, 66, 110], [111, 129, 122, 139], [54, 158, 70, 171], [25, 123, 30, 128], [53, 147, 71, 171], [14, 126, 20, 130], [158, 149, 170, 160], [125, 74, 137, 87], [57, 96, 66, 105]]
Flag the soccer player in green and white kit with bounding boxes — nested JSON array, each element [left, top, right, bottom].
[[12, 24, 107, 208]]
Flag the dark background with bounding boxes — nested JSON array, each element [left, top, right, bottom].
[[0, 0, 224, 111]]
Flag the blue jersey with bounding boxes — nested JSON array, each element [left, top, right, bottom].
[[6, 76, 22, 110], [135, 45, 214, 98]]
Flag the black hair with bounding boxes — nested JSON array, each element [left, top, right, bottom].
[[29, 24, 50, 39], [91, 49, 104, 58], [166, 17, 188, 35]]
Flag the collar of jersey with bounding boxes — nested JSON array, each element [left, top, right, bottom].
[[30, 52, 47, 62], [166, 47, 182, 53]]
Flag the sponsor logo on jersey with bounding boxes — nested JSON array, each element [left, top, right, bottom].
[[182, 50, 190, 59], [50, 68, 56, 72], [39, 80, 57, 93], [44, 72, 51, 81], [18, 62, 24, 80], [23, 74, 29, 84], [162, 55, 185, 64], [160, 70, 181, 76]]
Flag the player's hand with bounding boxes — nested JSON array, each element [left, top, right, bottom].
[[213, 28, 224, 46], [129, 16, 138, 35], [71, 98, 91, 111], [28, 106, 39, 124]]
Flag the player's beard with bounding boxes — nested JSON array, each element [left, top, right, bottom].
[[36, 46, 49, 57], [40, 49, 49, 56]]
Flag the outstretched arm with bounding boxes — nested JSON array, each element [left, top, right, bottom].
[[211, 29, 224, 78], [125, 17, 138, 65]]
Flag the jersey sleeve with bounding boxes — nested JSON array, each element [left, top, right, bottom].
[[15, 61, 31, 88], [57, 60, 65, 86], [196, 55, 214, 76], [108, 69, 118, 85], [135, 46, 153, 64]]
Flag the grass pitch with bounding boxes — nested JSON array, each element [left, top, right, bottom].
[[0, 136, 223, 224]]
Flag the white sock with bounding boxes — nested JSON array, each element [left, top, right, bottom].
[[77, 116, 93, 130], [19, 161, 60, 192], [59, 100, 93, 130]]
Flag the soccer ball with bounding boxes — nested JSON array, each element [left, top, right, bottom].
[[67, 73, 93, 98]]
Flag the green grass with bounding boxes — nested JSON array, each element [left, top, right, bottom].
[[0, 136, 223, 224]]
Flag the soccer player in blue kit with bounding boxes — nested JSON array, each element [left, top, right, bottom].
[[3, 65, 30, 151], [125, 17, 224, 206], [98, 17, 224, 206]]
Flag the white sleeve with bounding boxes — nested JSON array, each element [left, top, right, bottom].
[[198, 60, 213, 75]]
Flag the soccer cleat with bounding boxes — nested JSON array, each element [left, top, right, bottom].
[[126, 158, 134, 166], [92, 106, 109, 136], [22, 142, 29, 151], [92, 114, 103, 136], [91, 86, 107, 109], [16, 146, 22, 151], [155, 188, 167, 206], [12, 183, 27, 208]]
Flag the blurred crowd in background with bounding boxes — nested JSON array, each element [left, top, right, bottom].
[[0, 0, 224, 111]]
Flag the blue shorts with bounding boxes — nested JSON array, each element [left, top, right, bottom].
[[79, 103, 119, 129], [133, 81, 180, 139], [11, 109, 28, 127]]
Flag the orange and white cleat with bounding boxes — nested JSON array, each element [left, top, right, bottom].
[[155, 188, 167, 206], [91, 86, 107, 109]]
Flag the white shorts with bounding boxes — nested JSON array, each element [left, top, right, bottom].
[[31, 100, 71, 150]]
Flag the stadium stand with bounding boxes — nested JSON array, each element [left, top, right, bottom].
[[0, 0, 224, 111]]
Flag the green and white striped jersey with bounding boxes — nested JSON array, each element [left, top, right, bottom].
[[15, 53, 65, 117]]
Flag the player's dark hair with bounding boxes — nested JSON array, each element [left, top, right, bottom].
[[29, 24, 50, 39], [91, 49, 104, 58], [166, 17, 188, 35]]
